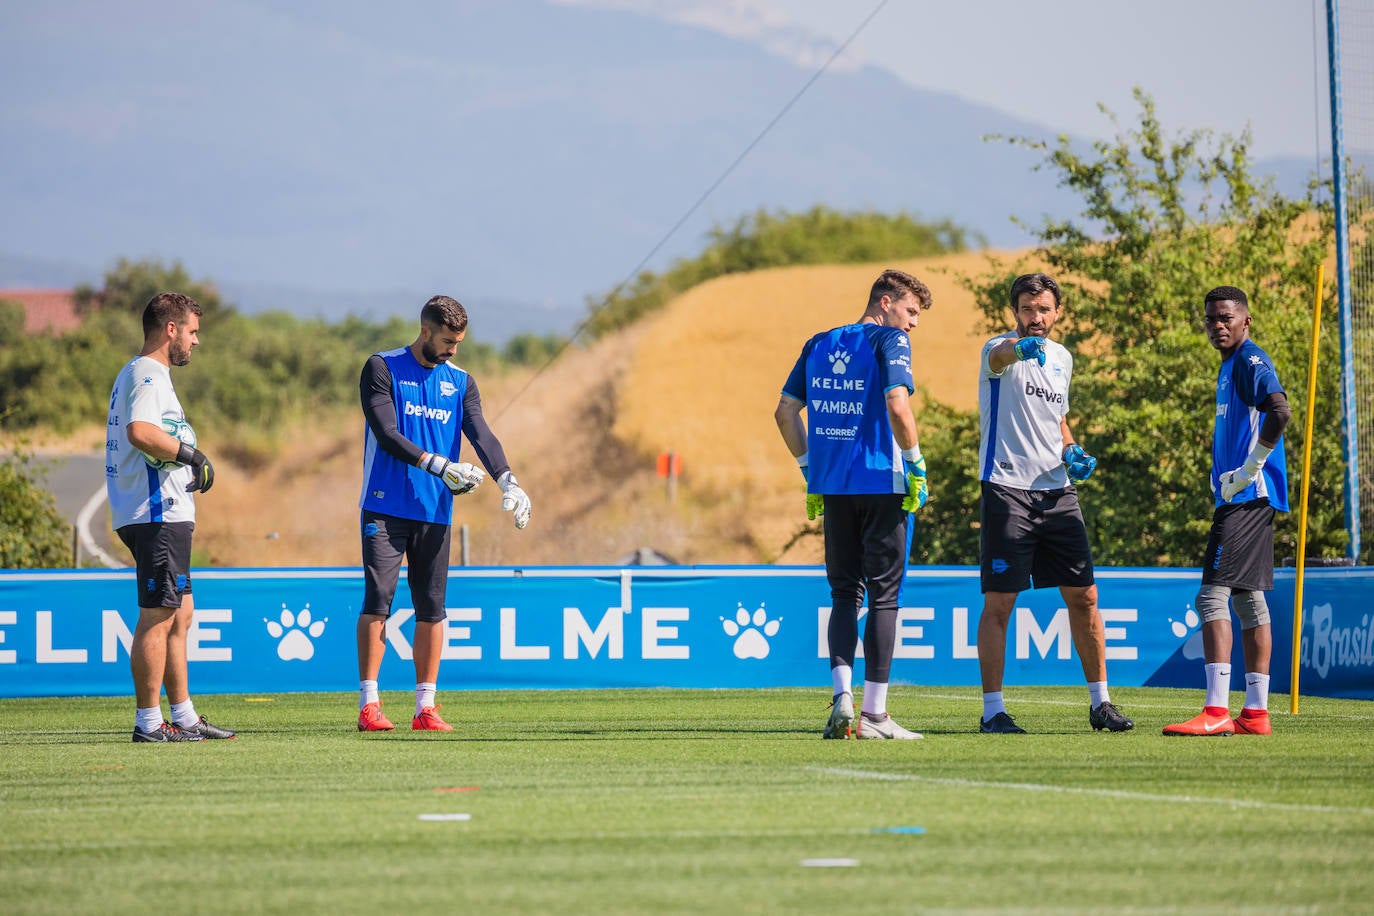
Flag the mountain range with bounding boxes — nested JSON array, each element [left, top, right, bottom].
[[0, 1, 1325, 343]]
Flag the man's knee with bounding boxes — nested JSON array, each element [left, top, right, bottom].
[[1196, 584, 1232, 624], [1233, 590, 1270, 630]]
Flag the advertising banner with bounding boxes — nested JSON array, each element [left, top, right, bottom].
[[0, 566, 1369, 698]]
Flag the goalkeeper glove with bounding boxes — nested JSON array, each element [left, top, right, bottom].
[[806, 493, 825, 521], [797, 451, 809, 485], [498, 471, 532, 529], [1013, 336, 1047, 366], [901, 446, 928, 512], [178, 443, 215, 494], [1062, 443, 1097, 484], [420, 453, 484, 495], [1218, 443, 1272, 502]]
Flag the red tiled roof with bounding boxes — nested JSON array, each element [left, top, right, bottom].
[[0, 288, 84, 335]]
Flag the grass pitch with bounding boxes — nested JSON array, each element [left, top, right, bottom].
[[2, 686, 1372, 914]]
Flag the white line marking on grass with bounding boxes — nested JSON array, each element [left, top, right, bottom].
[[805, 767, 1374, 816], [417, 813, 471, 821], [799, 858, 858, 867]]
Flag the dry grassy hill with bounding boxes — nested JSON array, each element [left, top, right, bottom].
[[73, 251, 1023, 568]]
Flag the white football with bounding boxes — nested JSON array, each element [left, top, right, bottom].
[[143, 416, 197, 469]]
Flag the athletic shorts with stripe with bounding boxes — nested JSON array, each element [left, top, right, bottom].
[[117, 521, 195, 609], [979, 481, 1094, 593], [1200, 498, 1276, 591]]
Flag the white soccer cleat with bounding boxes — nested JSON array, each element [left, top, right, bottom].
[[823, 691, 854, 739], [856, 711, 922, 739]]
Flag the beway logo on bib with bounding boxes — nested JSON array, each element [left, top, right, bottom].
[[404, 402, 452, 423]]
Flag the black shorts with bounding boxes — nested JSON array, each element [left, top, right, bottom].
[[361, 510, 452, 622], [980, 482, 1094, 593], [116, 522, 194, 609], [1201, 498, 1276, 591]]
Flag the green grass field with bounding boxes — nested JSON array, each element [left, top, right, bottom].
[[2, 687, 1372, 914]]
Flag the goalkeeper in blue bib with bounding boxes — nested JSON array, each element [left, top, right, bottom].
[[975, 273, 1133, 735], [775, 269, 933, 740], [354, 295, 531, 733]]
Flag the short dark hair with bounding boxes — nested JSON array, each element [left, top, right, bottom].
[[421, 295, 468, 333], [1204, 286, 1249, 310], [868, 269, 933, 311], [1009, 273, 1061, 309], [142, 292, 202, 337]]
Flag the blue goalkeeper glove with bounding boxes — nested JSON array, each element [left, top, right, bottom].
[[798, 452, 809, 485], [1062, 444, 1097, 484], [902, 448, 928, 512], [1013, 336, 1047, 366]]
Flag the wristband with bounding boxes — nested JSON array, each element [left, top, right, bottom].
[[900, 445, 923, 463]]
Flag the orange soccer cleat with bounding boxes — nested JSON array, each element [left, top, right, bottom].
[[358, 702, 395, 732], [1233, 709, 1272, 735], [412, 705, 454, 731], [1162, 707, 1235, 737]]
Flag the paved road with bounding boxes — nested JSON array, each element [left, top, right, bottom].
[[31, 452, 125, 567]]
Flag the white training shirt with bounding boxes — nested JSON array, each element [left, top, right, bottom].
[[106, 355, 197, 527], [977, 332, 1073, 491]]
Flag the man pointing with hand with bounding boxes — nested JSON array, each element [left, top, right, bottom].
[[355, 295, 531, 733], [975, 272, 1132, 735]]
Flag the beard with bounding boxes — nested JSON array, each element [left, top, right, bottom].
[[169, 340, 193, 366], [420, 339, 449, 365]]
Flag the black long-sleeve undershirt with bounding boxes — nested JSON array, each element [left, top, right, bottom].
[[1258, 391, 1291, 446]]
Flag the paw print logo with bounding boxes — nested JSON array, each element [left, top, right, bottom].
[[828, 350, 851, 375], [265, 603, 327, 661], [720, 602, 781, 659], [1168, 604, 1204, 660]]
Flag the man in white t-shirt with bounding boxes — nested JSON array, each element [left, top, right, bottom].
[[106, 292, 234, 743], [975, 273, 1133, 735]]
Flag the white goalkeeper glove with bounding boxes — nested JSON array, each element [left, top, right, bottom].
[[1218, 443, 1273, 503], [498, 470, 531, 529], [419, 453, 484, 495]]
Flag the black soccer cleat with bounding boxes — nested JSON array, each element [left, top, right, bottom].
[[1089, 702, 1134, 732], [978, 711, 1027, 734], [176, 716, 237, 739], [132, 721, 204, 743]]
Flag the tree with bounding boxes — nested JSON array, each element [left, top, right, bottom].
[[75, 257, 230, 323], [947, 88, 1346, 566], [0, 446, 70, 568]]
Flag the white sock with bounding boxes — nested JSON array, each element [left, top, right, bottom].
[[360, 679, 379, 711], [416, 682, 437, 716], [1088, 681, 1110, 708], [982, 691, 1006, 721], [830, 664, 853, 698], [1243, 672, 1270, 712], [1204, 663, 1231, 709], [170, 699, 198, 729], [135, 706, 164, 733], [861, 680, 888, 716]]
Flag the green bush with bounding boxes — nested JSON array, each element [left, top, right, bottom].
[[926, 88, 1350, 566], [0, 447, 70, 568]]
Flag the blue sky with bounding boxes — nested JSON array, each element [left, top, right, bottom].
[[564, 0, 1338, 161]]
